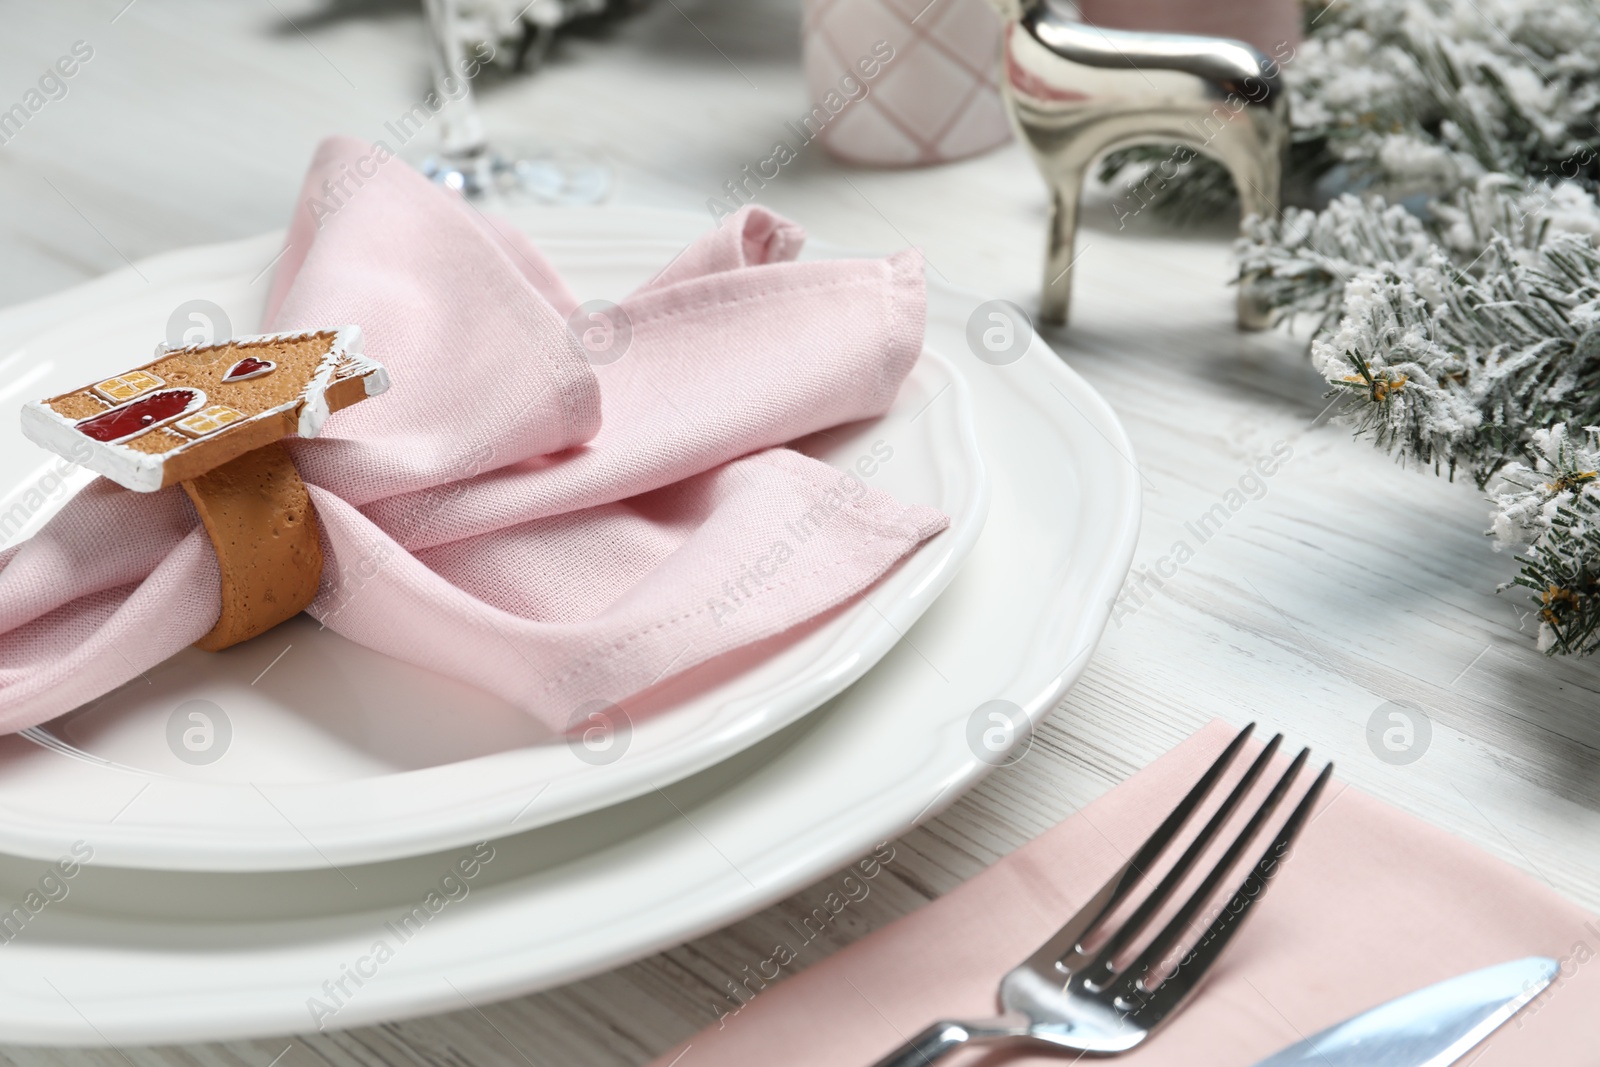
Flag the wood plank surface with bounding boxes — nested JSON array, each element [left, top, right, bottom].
[[1, 1, 1595, 1063]]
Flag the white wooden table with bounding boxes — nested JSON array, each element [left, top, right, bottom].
[[2, 1, 1597, 1064]]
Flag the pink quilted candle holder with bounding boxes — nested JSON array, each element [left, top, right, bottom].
[[801, 0, 1012, 167]]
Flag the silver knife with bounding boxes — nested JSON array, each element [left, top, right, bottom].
[[1252, 956, 1559, 1066]]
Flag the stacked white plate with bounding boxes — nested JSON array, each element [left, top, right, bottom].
[[0, 208, 1139, 1045]]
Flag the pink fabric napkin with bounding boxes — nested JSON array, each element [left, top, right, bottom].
[[652, 721, 1597, 1065], [0, 136, 948, 735]]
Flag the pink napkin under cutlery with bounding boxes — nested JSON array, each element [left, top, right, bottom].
[[0, 136, 948, 736], [652, 720, 1597, 1065]]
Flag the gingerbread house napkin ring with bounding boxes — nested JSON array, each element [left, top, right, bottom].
[[20, 326, 388, 651]]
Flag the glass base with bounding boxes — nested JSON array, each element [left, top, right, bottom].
[[420, 146, 611, 205]]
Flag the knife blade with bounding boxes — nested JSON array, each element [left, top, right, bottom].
[[1252, 956, 1559, 1066]]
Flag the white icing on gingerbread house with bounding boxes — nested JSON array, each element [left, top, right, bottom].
[[20, 325, 387, 493]]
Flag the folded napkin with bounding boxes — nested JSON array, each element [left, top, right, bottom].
[[653, 721, 1596, 1065], [0, 136, 948, 735]]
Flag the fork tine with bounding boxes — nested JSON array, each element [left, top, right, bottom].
[[1025, 723, 1256, 969], [1109, 745, 1311, 1006], [1122, 758, 1334, 1024], [1078, 733, 1284, 981]]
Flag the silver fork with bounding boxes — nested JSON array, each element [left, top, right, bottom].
[[870, 723, 1331, 1066]]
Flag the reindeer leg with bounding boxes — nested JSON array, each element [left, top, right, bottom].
[[1216, 116, 1286, 331], [1039, 158, 1091, 327]]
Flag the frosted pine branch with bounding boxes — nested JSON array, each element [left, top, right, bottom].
[[1238, 177, 1600, 328], [1101, 0, 1600, 224], [1303, 220, 1600, 655], [1311, 229, 1600, 483], [1311, 264, 1480, 474], [1237, 194, 1437, 327], [1133, 0, 1600, 656], [1491, 426, 1600, 655]]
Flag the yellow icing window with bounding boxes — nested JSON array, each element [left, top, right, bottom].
[[93, 370, 165, 404], [176, 405, 245, 438]]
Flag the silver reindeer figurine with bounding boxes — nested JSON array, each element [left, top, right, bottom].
[[993, 0, 1290, 328]]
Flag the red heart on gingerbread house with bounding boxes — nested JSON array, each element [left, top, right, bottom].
[[222, 356, 276, 383]]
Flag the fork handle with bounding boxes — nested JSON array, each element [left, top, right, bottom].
[[869, 1015, 1031, 1067]]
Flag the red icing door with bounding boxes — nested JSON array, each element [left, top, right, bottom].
[[76, 389, 202, 442]]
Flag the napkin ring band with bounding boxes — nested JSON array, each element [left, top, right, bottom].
[[18, 325, 390, 653], [182, 442, 323, 652]]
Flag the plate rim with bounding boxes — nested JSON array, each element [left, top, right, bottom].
[[0, 232, 990, 871], [0, 208, 1141, 1045]]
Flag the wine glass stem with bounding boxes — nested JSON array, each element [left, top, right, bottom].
[[420, 0, 488, 162]]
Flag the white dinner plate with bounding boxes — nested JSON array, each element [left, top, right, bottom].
[[0, 207, 1140, 1045], [0, 229, 988, 872]]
